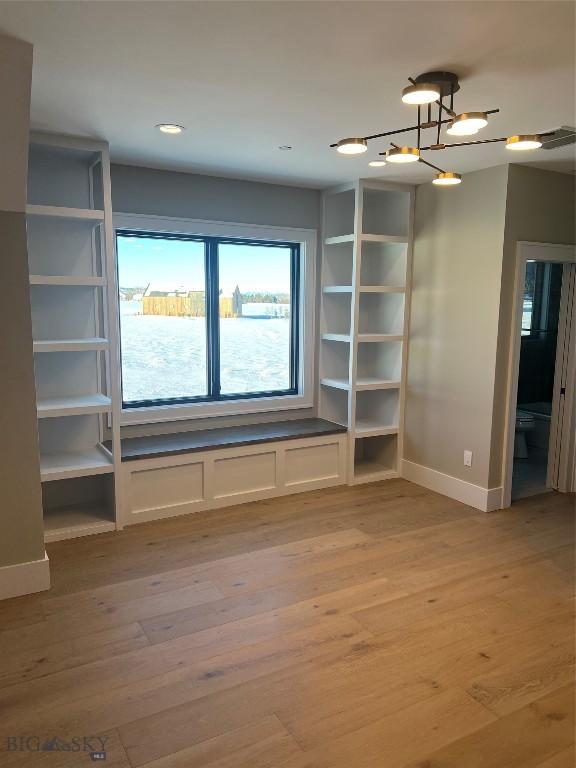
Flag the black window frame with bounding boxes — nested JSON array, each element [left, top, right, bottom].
[[116, 229, 301, 410]]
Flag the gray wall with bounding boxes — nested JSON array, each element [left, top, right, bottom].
[[0, 35, 45, 569], [405, 162, 575, 494], [0, 35, 32, 213], [404, 165, 509, 488], [110, 164, 322, 437], [489, 164, 576, 487], [111, 164, 320, 229]]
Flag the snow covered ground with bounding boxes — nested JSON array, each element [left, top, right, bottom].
[[120, 300, 291, 402]]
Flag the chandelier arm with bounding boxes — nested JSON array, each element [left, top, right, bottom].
[[329, 121, 443, 148], [420, 129, 555, 151], [418, 156, 446, 174], [420, 137, 507, 150], [330, 109, 500, 149]]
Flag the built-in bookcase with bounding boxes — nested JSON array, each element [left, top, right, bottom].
[[319, 180, 414, 484], [27, 133, 121, 542]]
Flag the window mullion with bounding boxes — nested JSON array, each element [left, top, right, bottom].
[[206, 238, 221, 399]]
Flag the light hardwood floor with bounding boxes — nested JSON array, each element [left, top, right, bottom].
[[0, 479, 573, 767]]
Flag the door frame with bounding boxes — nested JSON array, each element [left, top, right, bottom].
[[548, 263, 576, 490], [502, 241, 576, 508]]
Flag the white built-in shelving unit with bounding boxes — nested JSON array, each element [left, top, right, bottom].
[[319, 179, 414, 485], [27, 133, 122, 542]]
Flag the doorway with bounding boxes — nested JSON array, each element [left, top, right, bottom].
[[503, 243, 576, 507]]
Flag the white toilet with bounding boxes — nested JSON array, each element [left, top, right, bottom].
[[514, 410, 536, 459]]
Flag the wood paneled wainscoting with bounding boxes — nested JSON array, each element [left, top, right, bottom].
[[0, 479, 573, 767]]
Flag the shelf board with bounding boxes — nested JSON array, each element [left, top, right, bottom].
[[359, 285, 405, 294], [321, 377, 350, 391], [357, 334, 403, 343], [33, 338, 109, 353], [26, 204, 105, 221], [44, 503, 115, 543], [30, 275, 106, 287], [323, 285, 353, 294], [360, 234, 407, 244], [40, 446, 114, 482], [352, 465, 398, 485], [321, 333, 351, 343], [354, 422, 399, 438], [324, 235, 355, 246], [355, 378, 401, 391], [37, 394, 112, 418]]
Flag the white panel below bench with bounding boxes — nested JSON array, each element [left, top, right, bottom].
[[120, 433, 348, 526]]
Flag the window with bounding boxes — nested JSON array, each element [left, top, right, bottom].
[[116, 230, 300, 409]]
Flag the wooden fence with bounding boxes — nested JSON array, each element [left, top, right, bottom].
[[142, 295, 238, 318]]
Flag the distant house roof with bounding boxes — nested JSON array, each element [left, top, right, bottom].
[[143, 282, 202, 297]]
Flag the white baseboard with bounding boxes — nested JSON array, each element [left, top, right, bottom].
[[401, 460, 504, 512], [0, 552, 50, 601]]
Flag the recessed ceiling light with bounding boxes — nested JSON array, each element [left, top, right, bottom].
[[368, 160, 387, 167], [278, 145, 293, 151], [505, 135, 542, 151], [336, 138, 368, 155], [386, 147, 420, 163], [432, 172, 462, 186], [401, 83, 441, 105], [447, 112, 488, 136], [156, 124, 185, 135]]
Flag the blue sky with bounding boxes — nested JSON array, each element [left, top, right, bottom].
[[117, 236, 291, 294]]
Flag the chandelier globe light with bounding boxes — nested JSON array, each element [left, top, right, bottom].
[[506, 135, 543, 151], [330, 71, 553, 187], [386, 147, 420, 163], [432, 172, 462, 186], [401, 83, 441, 105], [446, 112, 489, 136], [336, 138, 368, 155]]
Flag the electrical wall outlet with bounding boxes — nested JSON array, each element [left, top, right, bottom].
[[464, 450, 473, 467]]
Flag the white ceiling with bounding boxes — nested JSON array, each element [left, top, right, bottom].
[[0, 0, 574, 188]]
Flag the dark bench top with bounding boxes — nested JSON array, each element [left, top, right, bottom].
[[110, 418, 347, 462]]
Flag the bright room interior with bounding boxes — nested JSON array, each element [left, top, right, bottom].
[[0, 2, 574, 766]]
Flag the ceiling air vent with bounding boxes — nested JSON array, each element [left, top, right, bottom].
[[541, 127, 576, 149]]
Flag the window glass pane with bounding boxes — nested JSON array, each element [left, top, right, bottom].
[[218, 243, 293, 395], [117, 234, 207, 403]]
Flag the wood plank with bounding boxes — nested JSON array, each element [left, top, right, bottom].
[[466, 638, 575, 716], [0, 613, 369, 733], [0, 581, 223, 653], [535, 746, 575, 768], [277, 687, 496, 768], [43, 528, 373, 610], [140, 575, 406, 645], [0, 482, 572, 768], [140, 716, 303, 768], [400, 685, 574, 768]]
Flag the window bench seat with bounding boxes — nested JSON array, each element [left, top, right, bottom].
[[116, 419, 348, 526]]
